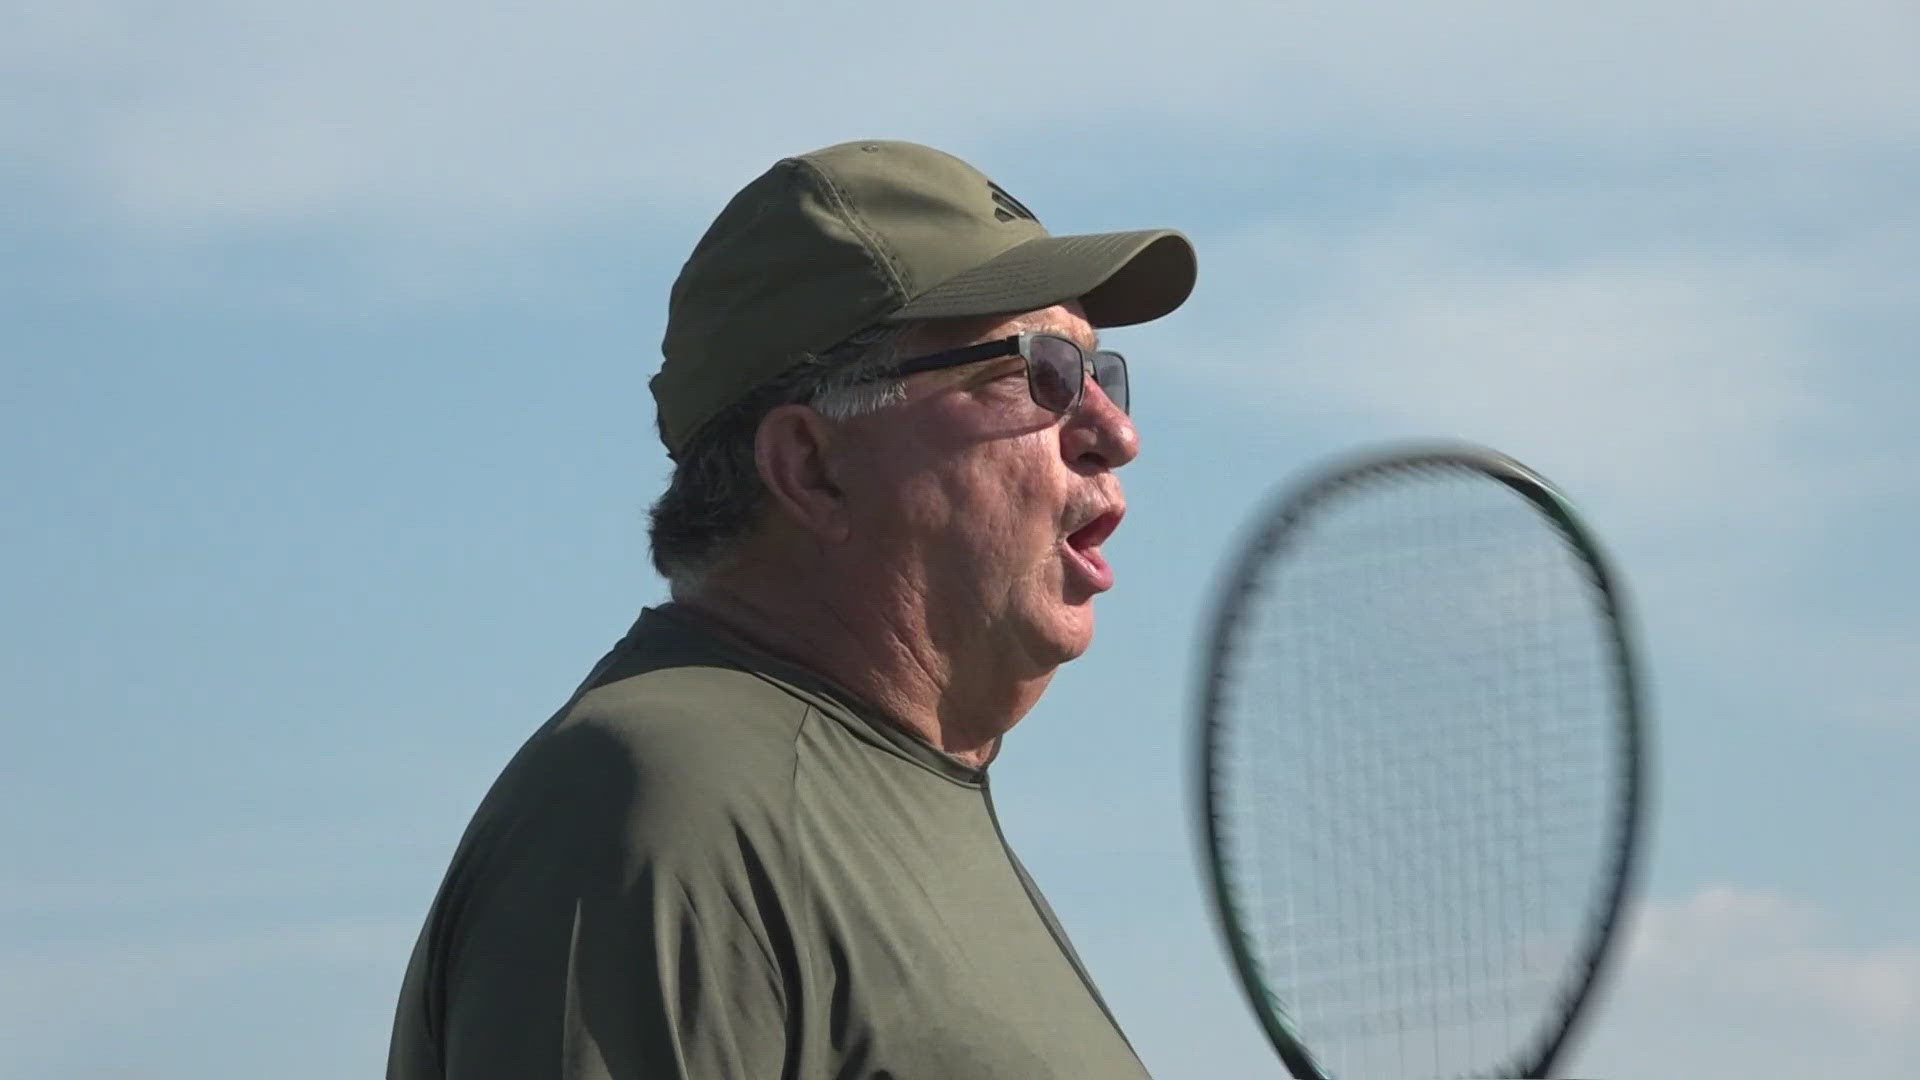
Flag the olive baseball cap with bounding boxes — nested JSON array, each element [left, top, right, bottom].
[[652, 139, 1197, 457]]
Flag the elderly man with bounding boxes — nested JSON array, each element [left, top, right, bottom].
[[388, 140, 1197, 1078]]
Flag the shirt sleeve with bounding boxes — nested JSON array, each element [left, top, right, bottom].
[[552, 855, 796, 1079], [406, 712, 807, 1080]]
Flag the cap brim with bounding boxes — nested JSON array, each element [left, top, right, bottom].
[[889, 229, 1196, 328]]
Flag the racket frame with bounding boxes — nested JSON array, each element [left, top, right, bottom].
[[1195, 443, 1650, 1079]]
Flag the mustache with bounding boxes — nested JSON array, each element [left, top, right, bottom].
[[1061, 489, 1123, 536]]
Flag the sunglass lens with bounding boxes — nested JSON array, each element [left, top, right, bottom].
[[1092, 352, 1128, 414], [1027, 337, 1082, 413]]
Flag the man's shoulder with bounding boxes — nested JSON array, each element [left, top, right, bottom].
[[552, 662, 811, 790], [469, 607, 855, 864], [462, 661, 815, 880]]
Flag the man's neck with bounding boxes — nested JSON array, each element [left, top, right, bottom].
[[673, 556, 1048, 770]]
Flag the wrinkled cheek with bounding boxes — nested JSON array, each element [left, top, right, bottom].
[[923, 444, 1067, 596]]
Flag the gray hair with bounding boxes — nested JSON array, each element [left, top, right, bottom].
[[647, 324, 913, 589]]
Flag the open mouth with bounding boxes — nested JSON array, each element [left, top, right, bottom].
[[1062, 508, 1124, 593], [1067, 510, 1123, 552]]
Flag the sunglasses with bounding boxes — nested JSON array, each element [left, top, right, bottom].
[[867, 332, 1130, 416]]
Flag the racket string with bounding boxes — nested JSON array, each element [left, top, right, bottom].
[[1220, 467, 1621, 1078]]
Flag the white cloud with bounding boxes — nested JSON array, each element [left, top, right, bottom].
[[1578, 887, 1920, 1077], [5, 0, 1917, 228], [1184, 174, 1889, 536]]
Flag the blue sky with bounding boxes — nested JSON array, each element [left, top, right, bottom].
[[3, 1, 1916, 1076]]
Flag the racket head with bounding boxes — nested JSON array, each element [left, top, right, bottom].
[[1196, 443, 1649, 1079]]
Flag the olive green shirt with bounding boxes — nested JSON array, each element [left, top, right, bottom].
[[388, 605, 1149, 1079]]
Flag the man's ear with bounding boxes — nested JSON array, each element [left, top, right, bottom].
[[755, 404, 850, 542]]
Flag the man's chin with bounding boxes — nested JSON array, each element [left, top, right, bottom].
[[1033, 605, 1097, 666]]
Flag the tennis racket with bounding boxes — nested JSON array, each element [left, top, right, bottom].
[[1197, 444, 1649, 1079]]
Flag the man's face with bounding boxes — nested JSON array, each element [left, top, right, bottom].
[[828, 303, 1139, 675]]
